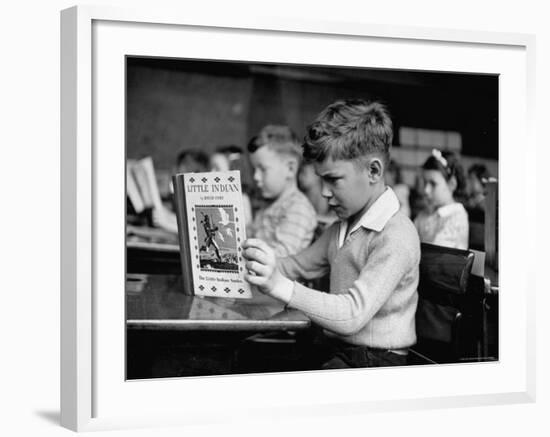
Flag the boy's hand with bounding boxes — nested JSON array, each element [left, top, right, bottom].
[[242, 238, 288, 296]]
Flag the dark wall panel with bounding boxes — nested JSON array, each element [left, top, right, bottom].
[[126, 58, 498, 170]]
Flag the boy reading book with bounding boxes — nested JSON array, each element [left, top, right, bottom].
[[243, 99, 420, 368]]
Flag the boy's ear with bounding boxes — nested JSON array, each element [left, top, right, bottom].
[[368, 158, 384, 182], [287, 156, 299, 175]]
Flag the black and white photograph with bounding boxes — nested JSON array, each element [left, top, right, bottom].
[[125, 56, 499, 379], [4, 0, 546, 435]]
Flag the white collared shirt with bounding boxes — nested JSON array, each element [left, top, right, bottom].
[[271, 187, 402, 304], [337, 187, 400, 248]]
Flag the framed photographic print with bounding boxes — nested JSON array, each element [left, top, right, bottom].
[[61, 5, 535, 432]]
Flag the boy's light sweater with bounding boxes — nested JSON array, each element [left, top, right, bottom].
[[278, 188, 420, 349]]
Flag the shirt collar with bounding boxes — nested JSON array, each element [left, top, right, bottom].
[[338, 187, 400, 246], [436, 202, 464, 218]]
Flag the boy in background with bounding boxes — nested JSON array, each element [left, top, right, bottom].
[[152, 148, 209, 234], [243, 100, 420, 368], [247, 125, 317, 257]]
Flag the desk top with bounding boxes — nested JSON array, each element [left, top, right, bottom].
[[126, 227, 181, 274], [126, 274, 310, 331], [127, 240, 179, 253], [127, 225, 178, 249]]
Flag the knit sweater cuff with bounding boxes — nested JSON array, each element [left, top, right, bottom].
[[287, 281, 316, 314]]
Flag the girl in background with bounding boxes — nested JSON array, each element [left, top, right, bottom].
[[414, 149, 469, 249]]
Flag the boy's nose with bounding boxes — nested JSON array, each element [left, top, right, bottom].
[[253, 169, 261, 184], [320, 181, 332, 199]]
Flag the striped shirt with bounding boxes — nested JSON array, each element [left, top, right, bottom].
[[250, 186, 317, 257]]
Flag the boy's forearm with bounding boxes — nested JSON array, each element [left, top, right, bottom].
[[286, 280, 382, 336], [277, 224, 333, 280], [284, 237, 417, 337], [278, 255, 323, 281]]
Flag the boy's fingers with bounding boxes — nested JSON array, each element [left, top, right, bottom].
[[242, 247, 269, 265], [246, 261, 269, 277], [242, 238, 272, 254], [241, 238, 258, 249], [244, 273, 265, 286]]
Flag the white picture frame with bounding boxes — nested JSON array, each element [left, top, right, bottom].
[[60, 5, 536, 432]]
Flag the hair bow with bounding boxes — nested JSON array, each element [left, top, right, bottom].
[[431, 149, 448, 168]]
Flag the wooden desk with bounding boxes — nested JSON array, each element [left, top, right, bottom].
[[126, 274, 310, 331], [126, 274, 311, 378], [127, 241, 181, 274], [126, 226, 180, 274], [127, 224, 178, 245]]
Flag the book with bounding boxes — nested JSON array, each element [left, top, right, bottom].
[[127, 157, 163, 212], [126, 161, 145, 214], [172, 170, 252, 299]]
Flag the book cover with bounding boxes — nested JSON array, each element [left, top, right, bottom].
[[173, 170, 252, 299]]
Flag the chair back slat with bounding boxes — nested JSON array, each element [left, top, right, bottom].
[[419, 243, 474, 298], [415, 243, 475, 356]]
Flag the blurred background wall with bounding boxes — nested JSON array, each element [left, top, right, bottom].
[[127, 57, 498, 187]]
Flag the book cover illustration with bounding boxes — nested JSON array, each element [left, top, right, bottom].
[[173, 171, 252, 299]]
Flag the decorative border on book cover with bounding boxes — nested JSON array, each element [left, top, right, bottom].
[[184, 171, 251, 298]]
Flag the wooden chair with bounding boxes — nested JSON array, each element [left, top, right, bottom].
[[409, 243, 479, 364]]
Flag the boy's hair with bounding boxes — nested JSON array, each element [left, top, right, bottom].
[[302, 99, 393, 166], [247, 125, 302, 163], [216, 144, 244, 156], [423, 149, 467, 200], [176, 148, 209, 171]]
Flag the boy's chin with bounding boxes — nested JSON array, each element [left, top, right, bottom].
[[330, 206, 348, 219], [260, 189, 280, 200]]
